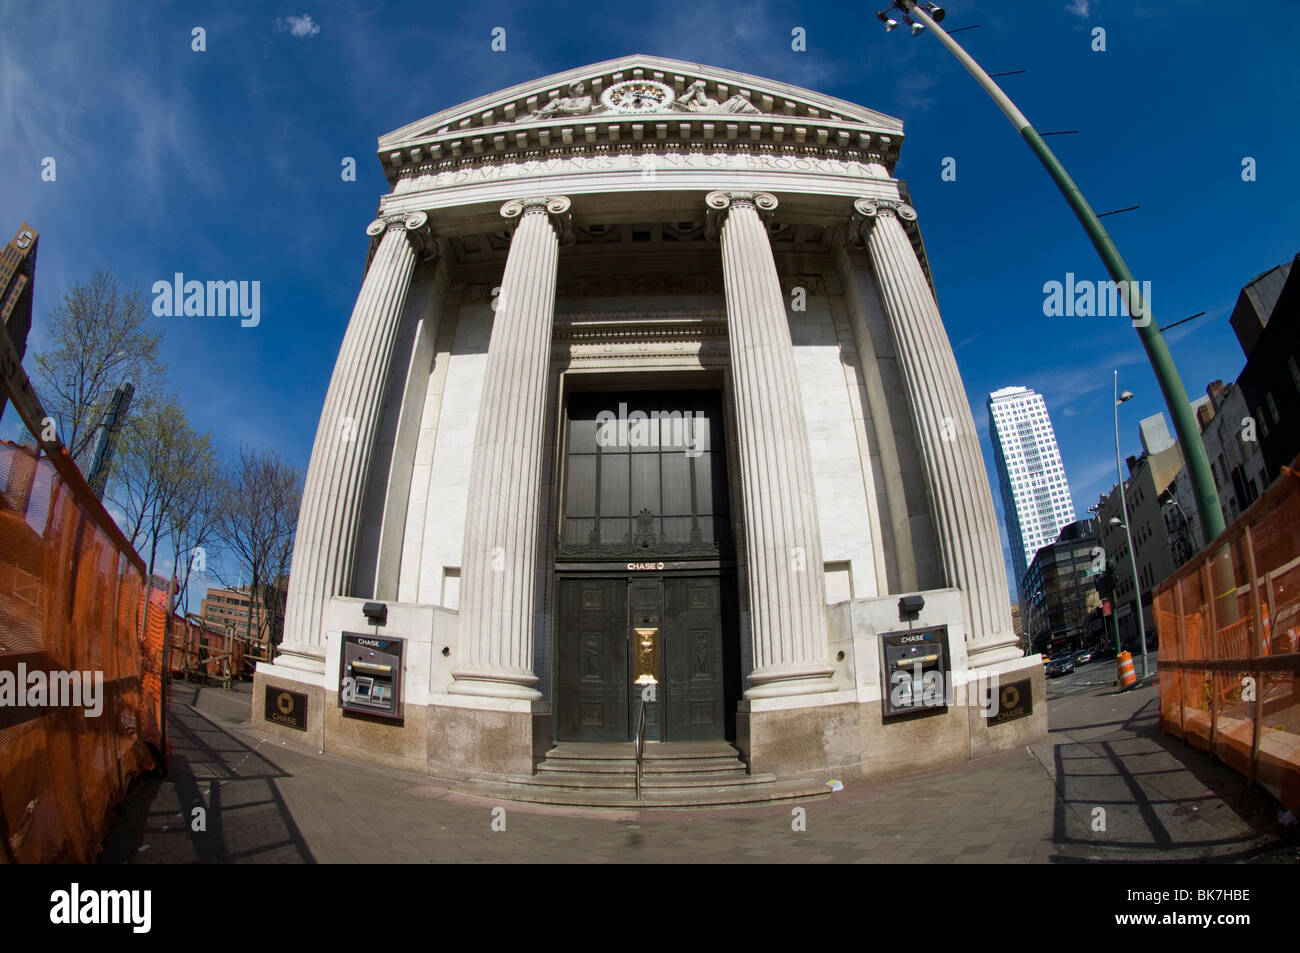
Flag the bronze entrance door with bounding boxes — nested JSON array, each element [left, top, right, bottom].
[[555, 390, 736, 743], [556, 572, 732, 743]]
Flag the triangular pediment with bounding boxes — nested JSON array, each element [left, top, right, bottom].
[[379, 54, 902, 151]]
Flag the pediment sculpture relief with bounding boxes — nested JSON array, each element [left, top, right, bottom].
[[672, 79, 761, 114], [514, 78, 764, 122]]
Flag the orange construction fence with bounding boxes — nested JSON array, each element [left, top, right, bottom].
[[168, 611, 249, 686], [0, 440, 163, 863], [1155, 452, 1300, 816]]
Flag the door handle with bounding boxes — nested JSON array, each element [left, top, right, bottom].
[[633, 627, 660, 686]]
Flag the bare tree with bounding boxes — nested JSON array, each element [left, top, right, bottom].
[[165, 429, 224, 618], [32, 269, 163, 462], [216, 446, 302, 650], [109, 394, 218, 579]]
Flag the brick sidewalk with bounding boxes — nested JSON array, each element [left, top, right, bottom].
[[99, 676, 1298, 864]]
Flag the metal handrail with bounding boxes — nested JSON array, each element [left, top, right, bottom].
[[634, 700, 647, 800]]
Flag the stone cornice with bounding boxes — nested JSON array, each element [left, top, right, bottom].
[[382, 123, 899, 186], [551, 312, 731, 367]]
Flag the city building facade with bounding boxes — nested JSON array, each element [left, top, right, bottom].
[[987, 386, 1076, 595], [1095, 416, 1186, 649], [1233, 254, 1300, 484], [254, 57, 1044, 798], [1021, 519, 1102, 657], [200, 585, 279, 645]]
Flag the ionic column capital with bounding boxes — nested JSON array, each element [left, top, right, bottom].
[[500, 195, 574, 244], [365, 210, 437, 264], [846, 198, 917, 246], [705, 190, 778, 239]]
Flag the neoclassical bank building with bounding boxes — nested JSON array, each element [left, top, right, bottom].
[[256, 56, 1045, 805]]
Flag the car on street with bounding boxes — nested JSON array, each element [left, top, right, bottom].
[[1046, 654, 1076, 677], [1074, 649, 1092, 665]]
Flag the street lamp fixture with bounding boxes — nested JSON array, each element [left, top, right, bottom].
[[879, 4, 943, 35]]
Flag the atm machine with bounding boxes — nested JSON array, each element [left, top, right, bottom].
[[879, 625, 951, 718], [339, 632, 404, 719]]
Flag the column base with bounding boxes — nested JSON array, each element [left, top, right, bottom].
[[426, 695, 552, 781], [448, 666, 543, 701], [966, 634, 1024, 669], [743, 660, 838, 699], [269, 639, 327, 677]]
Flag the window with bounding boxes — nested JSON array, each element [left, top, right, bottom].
[[559, 391, 730, 560], [1267, 392, 1279, 423]]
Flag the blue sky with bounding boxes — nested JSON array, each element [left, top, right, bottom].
[[2, 0, 1297, 599]]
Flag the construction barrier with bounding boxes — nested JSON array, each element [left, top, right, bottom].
[[169, 612, 249, 688], [1155, 452, 1300, 816], [0, 440, 161, 863], [1117, 651, 1137, 689]]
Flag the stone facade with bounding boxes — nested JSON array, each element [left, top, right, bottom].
[[256, 55, 1045, 792]]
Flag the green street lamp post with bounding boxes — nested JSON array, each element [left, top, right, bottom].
[[879, 1, 1226, 544]]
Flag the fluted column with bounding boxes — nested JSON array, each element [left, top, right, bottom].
[[451, 196, 572, 700], [707, 190, 836, 699], [849, 198, 1019, 665], [280, 212, 435, 671]]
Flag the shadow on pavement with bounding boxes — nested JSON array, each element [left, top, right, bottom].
[[100, 703, 315, 864], [1047, 691, 1296, 862]]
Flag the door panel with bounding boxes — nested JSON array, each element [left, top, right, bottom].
[[556, 573, 731, 743], [556, 578, 628, 742], [663, 577, 726, 740]]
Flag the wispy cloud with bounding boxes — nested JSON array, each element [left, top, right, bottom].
[[1066, 0, 1092, 19], [1019, 345, 1146, 411], [277, 14, 321, 38]]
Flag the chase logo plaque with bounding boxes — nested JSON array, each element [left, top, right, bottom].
[[265, 687, 307, 731], [986, 678, 1032, 725]]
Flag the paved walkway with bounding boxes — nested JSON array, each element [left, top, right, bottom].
[[99, 673, 1299, 864]]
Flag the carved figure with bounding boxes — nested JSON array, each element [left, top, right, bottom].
[[527, 82, 597, 120], [672, 79, 761, 114]]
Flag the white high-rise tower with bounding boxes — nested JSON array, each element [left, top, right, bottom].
[[987, 386, 1076, 594]]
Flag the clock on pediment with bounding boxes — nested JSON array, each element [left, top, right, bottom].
[[601, 79, 675, 114]]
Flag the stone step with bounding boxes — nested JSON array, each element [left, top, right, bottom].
[[454, 777, 831, 809], [525, 769, 774, 790], [542, 741, 741, 761], [536, 756, 747, 775]]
